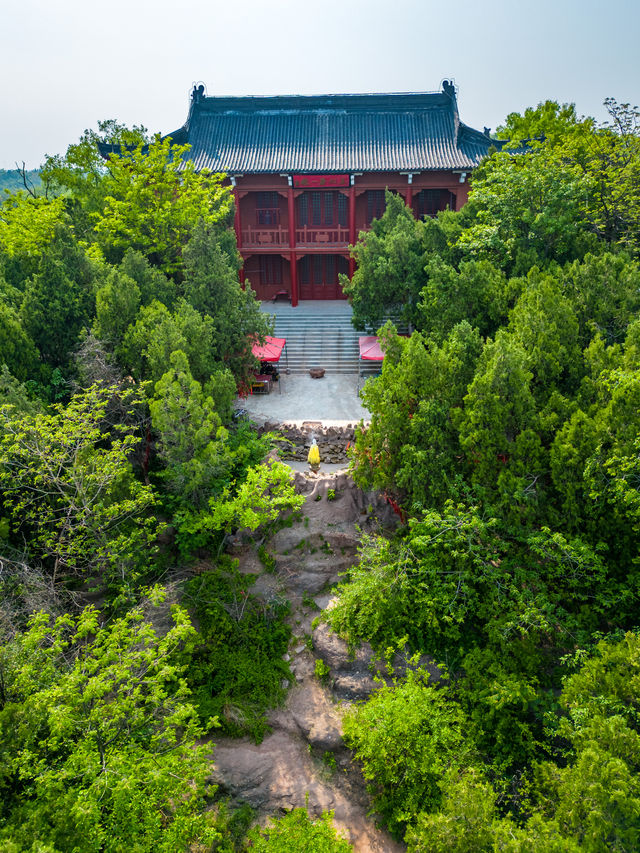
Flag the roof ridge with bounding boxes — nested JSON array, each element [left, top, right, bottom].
[[193, 91, 454, 114], [200, 90, 445, 99]]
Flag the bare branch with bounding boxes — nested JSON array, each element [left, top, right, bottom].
[[15, 160, 38, 198]]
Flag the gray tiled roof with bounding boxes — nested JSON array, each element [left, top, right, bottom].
[[166, 90, 499, 174]]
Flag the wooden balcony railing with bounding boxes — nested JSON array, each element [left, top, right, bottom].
[[295, 226, 349, 246], [241, 225, 351, 248], [241, 226, 288, 247]]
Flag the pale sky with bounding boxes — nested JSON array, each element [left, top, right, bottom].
[[2, 0, 639, 169]]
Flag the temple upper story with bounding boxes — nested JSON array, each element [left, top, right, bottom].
[[161, 81, 502, 303]]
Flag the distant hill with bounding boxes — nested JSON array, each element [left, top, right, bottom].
[[0, 168, 42, 195]]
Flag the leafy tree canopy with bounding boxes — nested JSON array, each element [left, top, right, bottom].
[[342, 192, 426, 331], [93, 136, 233, 275], [0, 590, 223, 852], [248, 808, 352, 851], [0, 383, 157, 594]]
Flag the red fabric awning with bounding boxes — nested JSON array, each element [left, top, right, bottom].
[[358, 336, 385, 361], [252, 336, 286, 362]]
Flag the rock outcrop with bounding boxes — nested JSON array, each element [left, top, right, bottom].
[[212, 469, 406, 852]]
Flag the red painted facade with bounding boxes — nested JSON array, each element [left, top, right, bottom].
[[229, 171, 469, 305]]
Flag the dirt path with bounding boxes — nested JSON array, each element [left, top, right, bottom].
[[211, 469, 405, 852]]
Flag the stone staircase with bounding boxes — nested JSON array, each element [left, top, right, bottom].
[[262, 302, 380, 376]]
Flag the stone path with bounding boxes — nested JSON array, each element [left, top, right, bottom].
[[211, 470, 405, 852]]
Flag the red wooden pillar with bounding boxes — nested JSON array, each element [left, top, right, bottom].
[[233, 186, 245, 287], [290, 251, 298, 306], [287, 185, 298, 306], [233, 188, 243, 249], [406, 185, 413, 212], [348, 184, 356, 279]]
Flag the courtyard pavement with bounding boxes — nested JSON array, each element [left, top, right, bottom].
[[236, 373, 370, 426]]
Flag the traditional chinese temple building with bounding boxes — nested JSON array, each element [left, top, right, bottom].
[[167, 81, 498, 305]]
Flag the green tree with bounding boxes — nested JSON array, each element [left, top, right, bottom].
[[406, 768, 581, 853], [181, 220, 271, 384], [94, 136, 233, 275], [560, 251, 640, 346], [0, 383, 157, 591], [0, 591, 223, 852], [248, 808, 352, 851], [406, 769, 506, 853], [353, 322, 482, 508], [184, 561, 292, 741], [149, 350, 233, 508], [40, 119, 149, 240], [495, 98, 640, 255], [497, 100, 592, 147], [120, 298, 219, 384], [93, 266, 141, 352], [581, 99, 640, 251], [19, 224, 96, 372], [455, 332, 539, 491], [507, 267, 581, 397], [342, 192, 426, 330], [524, 633, 640, 852], [343, 670, 470, 835], [417, 257, 509, 341], [0, 301, 40, 382], [457, 147, 598, 273], [119, 247, 177, 308], [0, 195, 67, 263]]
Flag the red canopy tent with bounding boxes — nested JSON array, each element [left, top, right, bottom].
[[358, 336, 385, 390], [358, 336, 385, 361], [251, 335, 287, 394], [252, 335, 287, 364]]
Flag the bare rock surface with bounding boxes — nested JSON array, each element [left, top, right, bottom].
[[212, 729, 401, 852], [212, 469, 405, 852]]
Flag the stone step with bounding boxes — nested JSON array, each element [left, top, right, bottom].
[[260, 305, 402, 374]]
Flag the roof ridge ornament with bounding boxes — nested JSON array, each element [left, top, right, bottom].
[[442, 79, 456, 99], [191, 82, 206, 103]]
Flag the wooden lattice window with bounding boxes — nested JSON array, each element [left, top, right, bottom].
[[323, 193, 334, 225], [256, 192, 280, 226], [297, 192, 345, 228], [311, 193, 323, 226], [299, 255, 310, 284], [297, 194, 308, 226], [258, 255, 283, 285], [415, 189, 456, 218], [337, 193, 348, 226], [325, 255, 335, 283], [367, 190, 386, 224], [300, 255, 349, 285], [312, 255, 324, 285]]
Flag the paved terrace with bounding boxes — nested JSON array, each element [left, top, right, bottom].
[[236, 373, 370, 425], [261, 299, 354, 318], [234, 300, 373, 425]]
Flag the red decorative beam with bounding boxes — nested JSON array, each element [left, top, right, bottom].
[[293, 174, 349, 188]]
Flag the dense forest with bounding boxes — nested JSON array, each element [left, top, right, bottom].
[[0, 168, 41, 196], [0, 99, 638, 851]]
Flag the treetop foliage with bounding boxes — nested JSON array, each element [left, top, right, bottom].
[[335, 93, 640, 849], [0, 118, 302, 847], [0, 591, 225, 852]]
